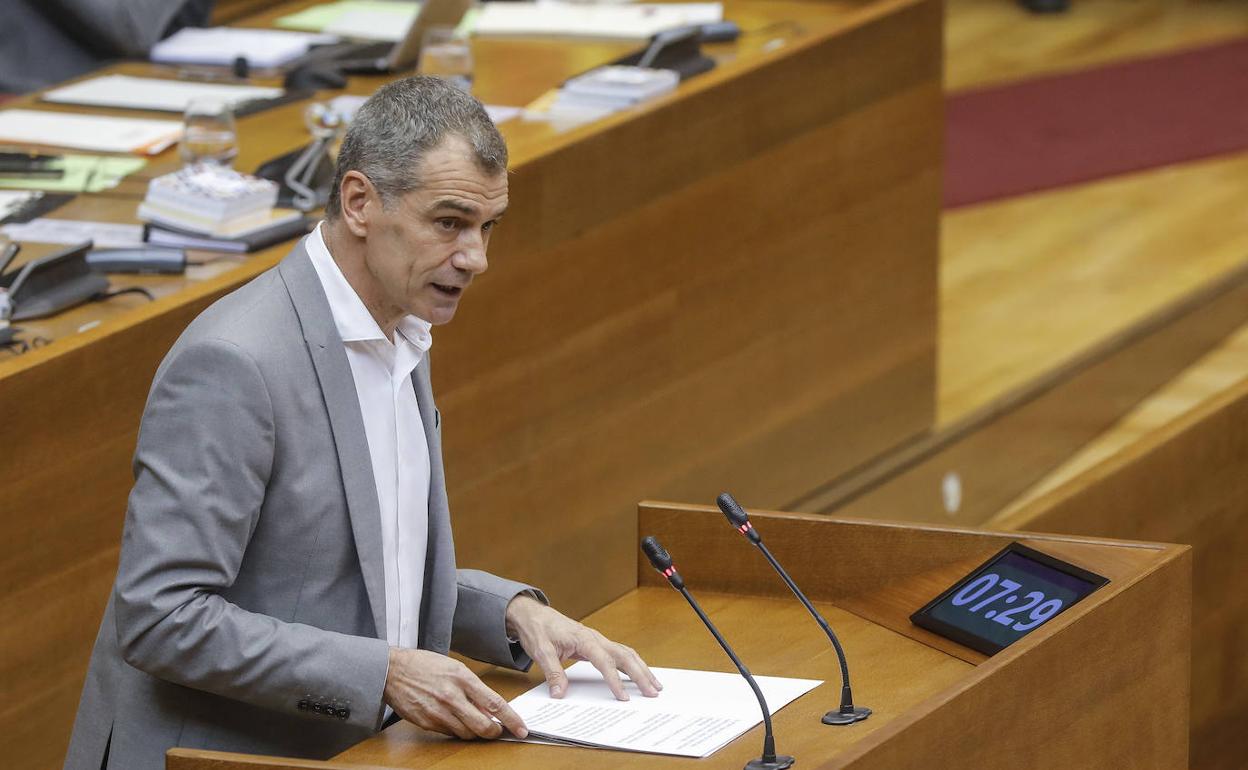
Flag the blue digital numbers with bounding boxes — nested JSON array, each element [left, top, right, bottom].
[[912, 543, 1108, 655], [947, 572, 1065, 632]]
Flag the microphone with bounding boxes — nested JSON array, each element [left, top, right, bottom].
[[717, 492, 871, 726], [641, 537, 794, 770]]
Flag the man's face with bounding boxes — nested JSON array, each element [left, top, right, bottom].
[[362, 135, 508, 326]]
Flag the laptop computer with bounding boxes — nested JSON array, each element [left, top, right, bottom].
[[311, 0, 474, 75]]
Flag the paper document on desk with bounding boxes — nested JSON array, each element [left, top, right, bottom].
[[2, 219, 145, 249], [43, 75, 284, 114], [506, 662, 820, 757], [151, 27, 337, 68], [474, 2, 722, 40], [0, 155, 146, 193], [277, 0, 419, 36], [0, 110, 181, 155]]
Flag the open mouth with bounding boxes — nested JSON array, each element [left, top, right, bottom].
[[432, 283, 463, 297]]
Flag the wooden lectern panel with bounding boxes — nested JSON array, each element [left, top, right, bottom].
[[992, 376, 1248, 769], [171, 504, 1190, 769]]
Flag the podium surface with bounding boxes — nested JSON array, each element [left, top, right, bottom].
[[170, 502, 1190, 770]]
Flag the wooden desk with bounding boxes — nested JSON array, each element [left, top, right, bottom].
[[168, 503, 1191, 769], [0, 2, 941, 768]]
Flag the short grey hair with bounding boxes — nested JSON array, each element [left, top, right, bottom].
[[326, 76, 508, 220]]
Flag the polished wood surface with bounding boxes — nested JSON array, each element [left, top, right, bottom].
[[940, 151, 1248, 426], [0, 3, 940, 768], [946, 0, 1248, 92], [790, 258, 1248, 521], [170, 504, 1190, 769], [991, 377, 1248, 769]]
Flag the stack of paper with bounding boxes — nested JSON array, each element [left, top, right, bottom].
[[138, 165, 281, 237], [0, 110, 181, 155], [543, 65, 679, 123], [43, 75, 284, 114], [150, 27, 337, 68], [507, 663, 821, 758], [474, 2, 723, 40], [1, 218, 146, 249]]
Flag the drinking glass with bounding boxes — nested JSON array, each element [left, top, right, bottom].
[[180, 98, 239, 167], [418, 26, 474, 92]]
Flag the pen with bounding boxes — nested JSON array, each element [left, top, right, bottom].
[[175, 67, 245, 83], [0, 150, 63, 163]]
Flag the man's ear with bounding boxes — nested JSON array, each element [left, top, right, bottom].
[[338, 170, 376, 238]]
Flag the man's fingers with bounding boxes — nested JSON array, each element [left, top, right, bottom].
[[451, 693, 504, 740], [420, 702, 475, 741], [616, 646, 662, 697], [466, 680, 527, 739], [585, 646, 629, 701], [531, 641, 569, 698]]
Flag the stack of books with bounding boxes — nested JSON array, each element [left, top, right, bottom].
[[138, 165, 310, 252], [549, 66, 679, 121]]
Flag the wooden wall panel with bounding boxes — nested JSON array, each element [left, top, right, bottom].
[[439, 0, 941, 617]]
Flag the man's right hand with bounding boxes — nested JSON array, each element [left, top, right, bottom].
[[383, 648, 528, 740]]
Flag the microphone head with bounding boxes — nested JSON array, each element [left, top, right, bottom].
[[641, 536, 673, 572], [717, 492, 750, 527]]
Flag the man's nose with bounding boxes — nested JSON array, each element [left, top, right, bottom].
[[454, 232, 489, 275]]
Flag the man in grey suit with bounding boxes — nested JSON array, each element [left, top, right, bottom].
[[64, 76, 661, 770]]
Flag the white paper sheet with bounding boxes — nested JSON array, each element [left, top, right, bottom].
[[150, 27, 337, 68], [474, 2, 723, 40], [0, 191, 40, 222], [507, 663, 821, 758], [1, 219, 145, 249], [43, 75, 284, 114], [324, 8, 420, 41], [0, 110, 182, 155]]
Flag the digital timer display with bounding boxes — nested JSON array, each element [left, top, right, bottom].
[[911, 543, 1108, 656]]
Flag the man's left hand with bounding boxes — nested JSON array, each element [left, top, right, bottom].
[[505, 594, 663, 701]]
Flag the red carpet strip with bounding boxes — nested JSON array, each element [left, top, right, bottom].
[[944, 37, 1248, 209]]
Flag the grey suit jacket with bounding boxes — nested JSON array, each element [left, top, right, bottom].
[[64, 244, 539, 770]]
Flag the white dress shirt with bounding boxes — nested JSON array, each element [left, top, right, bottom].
[[306, 223, 431, 651]]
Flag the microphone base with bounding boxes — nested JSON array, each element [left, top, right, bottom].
[[822, 705, 872, 725], [745, 756, 795, 770]]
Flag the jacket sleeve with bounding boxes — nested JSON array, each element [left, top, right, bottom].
[[44, 0, 208, 56], [112, 337, 391, 731], [452, 570, 548, 671]]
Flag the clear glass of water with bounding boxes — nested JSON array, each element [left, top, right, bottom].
[[419, 26, 474, 92], [180, 98, 239, 167]]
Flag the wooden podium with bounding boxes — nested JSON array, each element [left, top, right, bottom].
[[168, 502, 1190, 769]]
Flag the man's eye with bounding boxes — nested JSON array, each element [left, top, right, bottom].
[[437, 218, 458, 231], [482, 221, 496, 233]]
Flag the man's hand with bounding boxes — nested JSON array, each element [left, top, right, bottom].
[[505, 594, 663, 701], [383, 648, 528, 740]]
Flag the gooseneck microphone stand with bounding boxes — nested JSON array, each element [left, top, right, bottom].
[[641, 536, 795, 770], [717, 492, 871, 726]]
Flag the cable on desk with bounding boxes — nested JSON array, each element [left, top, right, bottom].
[[1, 333, 49, 357], [94, 286, 156, 303]]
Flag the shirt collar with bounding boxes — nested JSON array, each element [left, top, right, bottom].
[[305, 222, 433, 353]]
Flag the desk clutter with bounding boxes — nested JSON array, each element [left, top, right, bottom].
[[138, 165, 310, 252]]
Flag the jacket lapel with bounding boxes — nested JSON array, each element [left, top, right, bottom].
[[412, 360, 455, 653], [278, 245, 387, 643]]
